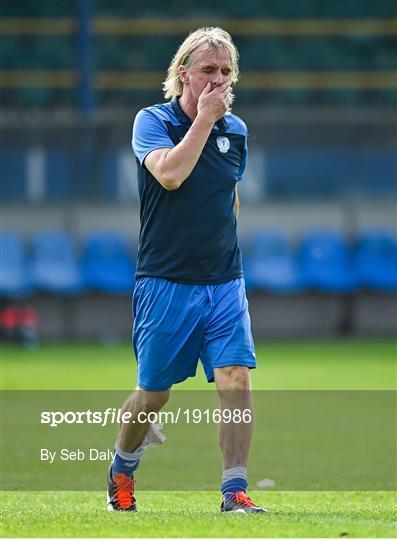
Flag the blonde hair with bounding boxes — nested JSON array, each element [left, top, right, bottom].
[[163, 27, 239, 100]]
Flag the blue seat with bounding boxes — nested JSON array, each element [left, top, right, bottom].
[[83, 232, 135, 294], [1, 232, 33, 297], [244, 231, 302, 293], [31, 232, 84, 294], [299, 230, 357, 292], [356, 230, 397, 292]]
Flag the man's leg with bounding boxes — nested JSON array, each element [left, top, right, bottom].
[[117, 386, 170, 454], [107, 387, 170, 511], [215, 366, 266, 513], [215, 366, 253, 469]]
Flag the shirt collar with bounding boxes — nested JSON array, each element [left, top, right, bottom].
[[171, 97, 229, 132]]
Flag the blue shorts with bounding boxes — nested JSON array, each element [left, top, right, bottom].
[[132, 277, 256, 391]]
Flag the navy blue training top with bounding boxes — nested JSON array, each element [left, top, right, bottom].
[[131, 97, 248, 285]]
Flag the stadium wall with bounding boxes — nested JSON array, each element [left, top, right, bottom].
[[21, 290, 396, 342], [3, 199, 396, 240]]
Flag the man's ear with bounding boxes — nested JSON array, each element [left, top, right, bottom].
[[178, 66, 189, 85]]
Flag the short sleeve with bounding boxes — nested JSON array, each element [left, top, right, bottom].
[[237, 136, 248, 182], [132, 108, 175, 165]]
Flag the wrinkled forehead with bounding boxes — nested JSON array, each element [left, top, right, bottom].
[[189, 42, 232, 68]]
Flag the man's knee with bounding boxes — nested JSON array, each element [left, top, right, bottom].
[[216, 365, 251, 391], [136, 388, 170, 413]]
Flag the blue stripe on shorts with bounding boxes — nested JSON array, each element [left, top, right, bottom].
[[132, 277, 256, 391]]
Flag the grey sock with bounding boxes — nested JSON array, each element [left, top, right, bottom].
[[222, 466, 248, 483]]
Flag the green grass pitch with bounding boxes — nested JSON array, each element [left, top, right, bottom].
[[1, 340, 396, 537]]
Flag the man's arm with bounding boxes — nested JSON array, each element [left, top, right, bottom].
[[144, 82, 230, 191], [234, 185, 240, 217], [144, 115, 213, 191]]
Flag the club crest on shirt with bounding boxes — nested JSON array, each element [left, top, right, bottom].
[[216, 136, 230, 153]]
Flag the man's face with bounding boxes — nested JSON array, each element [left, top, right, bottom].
[[182, 44, 232, 101]]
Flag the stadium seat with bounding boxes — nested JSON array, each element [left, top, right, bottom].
[[31, 231, 84, 294], [83, 232, 136, 294], [1, 232, 33, 297], [356, 230, 397, 292], [299, 230, 357, 292], [244, 231, 302, 293]]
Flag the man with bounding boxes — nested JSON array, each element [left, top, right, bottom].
[[107, 27, 266, 514]]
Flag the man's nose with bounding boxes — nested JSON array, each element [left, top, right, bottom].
[[213, 71, 226, 86]]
